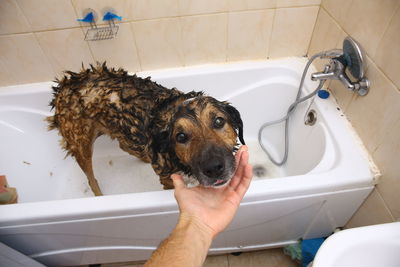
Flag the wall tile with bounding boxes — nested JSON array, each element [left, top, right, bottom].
[[341, 0, 399, 57], [308, 8, 342, 70], [227, 10, 274, 61], [36, 28, 94, 75], [345, 58, 400, 153], [181, 14, 227, 65], [269, 6, 319, 58], [179, 0, 228, 16], [321, 0, 352, 24], [0, 0, 31, 34], [72, 0, 134, 26], [130, 0, 179, 20], [16, 0, 79, 31], [132, 18, 183, 70], [88, 23, 140, 72], [329, 80, 355, 111], [277, 0, 321, 8], [0, 60, 16, 87], [374, 6, 400, 89], [373, 118, 400, 220], [0, 34, 55, 85], [228, 0, 276, 11], [346, 189, 394, 228]]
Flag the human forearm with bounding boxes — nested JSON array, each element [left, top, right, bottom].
[[144, 214, 213, 267]]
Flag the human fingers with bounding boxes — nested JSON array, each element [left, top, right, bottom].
[[235, 145, 248, 166], [234, 164, 253, 199], [230, 150, 249, 189], [171, 174, 185, 190]]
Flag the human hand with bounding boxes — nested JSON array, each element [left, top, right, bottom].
[[171, 145, 253, 239]]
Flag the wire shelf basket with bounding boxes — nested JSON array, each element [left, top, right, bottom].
[[85, 24, 119, 41]]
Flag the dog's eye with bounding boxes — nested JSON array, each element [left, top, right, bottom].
[[213, 117, 225, 129], [176, 133, 188, 143]]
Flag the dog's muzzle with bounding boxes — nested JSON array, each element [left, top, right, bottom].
[[192, 144, 235, 187]]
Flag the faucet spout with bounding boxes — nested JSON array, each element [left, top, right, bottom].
[[311, 71, 336, 81]]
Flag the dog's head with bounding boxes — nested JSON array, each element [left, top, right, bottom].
[[153, 96, 245, 187]]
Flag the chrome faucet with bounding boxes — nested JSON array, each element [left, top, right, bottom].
[[311, 37, 370, 96], [311, 57, 369, 96]]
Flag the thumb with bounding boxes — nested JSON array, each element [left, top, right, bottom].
[[171, 174, 185, 190]]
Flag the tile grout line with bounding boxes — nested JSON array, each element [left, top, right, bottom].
[[70, 0, 96, 66], [306, 4, 322, 57], [128, 22, 144, 72]]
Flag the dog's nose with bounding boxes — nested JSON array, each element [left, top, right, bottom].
[[202, 158, 225, 178]]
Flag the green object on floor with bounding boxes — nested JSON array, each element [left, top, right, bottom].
[[283, 242, 302, 262]]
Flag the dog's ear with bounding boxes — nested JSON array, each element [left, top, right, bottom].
[[224, 103, 245, 145]]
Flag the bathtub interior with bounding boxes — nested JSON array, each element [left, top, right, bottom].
[[0, 61, 331, 204]]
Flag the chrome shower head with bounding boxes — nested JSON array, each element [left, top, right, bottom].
[[342, 36, 366, 80]]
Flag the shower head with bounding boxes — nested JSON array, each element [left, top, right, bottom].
[[319, 49, 343, 59], [342, 36, 366, 80]]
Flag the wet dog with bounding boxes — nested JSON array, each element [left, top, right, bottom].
[[47, 63, 245, 196]]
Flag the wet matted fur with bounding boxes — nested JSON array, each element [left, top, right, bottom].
[[47, 63, 245, 196]]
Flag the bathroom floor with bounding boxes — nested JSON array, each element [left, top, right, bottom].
[[91, 248, 299, 267]]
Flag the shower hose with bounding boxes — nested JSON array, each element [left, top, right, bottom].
[[258, 52, 327, 166]]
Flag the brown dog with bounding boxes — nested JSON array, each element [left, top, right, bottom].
[[47, 63, 245, 196]]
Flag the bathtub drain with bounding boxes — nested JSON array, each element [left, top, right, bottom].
[[253, 165, 267, 178], [304, 109, 317, 126]]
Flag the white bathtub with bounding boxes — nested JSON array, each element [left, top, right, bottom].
[[0, 57, 377, 266]]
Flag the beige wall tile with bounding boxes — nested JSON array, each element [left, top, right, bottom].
[[0, 60, 16, 87], [16, 0, 79, 31], [88, 23, 140, 72], [132, 18, 183, 70], [227, 10, 274, 61], [0, 0, 31, 34], [277, 0, 321, 8], [179, 0, 228, 16], [328, 80, 355, 112], [72, 0, 134, 26], [130, 0, 179, 20], [0, 33, 55, 85], [374, 6, 400, 89], [346, 58, 400, 152], [321, 0, 352, 24], [341, 0, 399, 57], [36, 28, 94, 75], [373, 119, 400, 220], [346, 189, 394, 228], [269, 6, 319, 58], [308, 8, 342, 70], [228, 0, 276, 11], [181, 14, 227, 65]]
